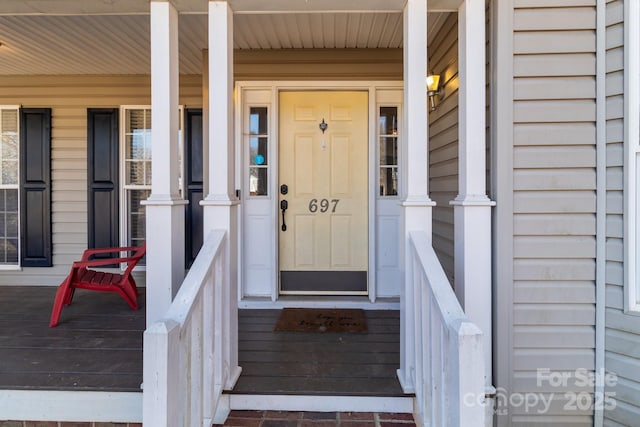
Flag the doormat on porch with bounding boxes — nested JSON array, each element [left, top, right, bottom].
[[274, 308, 367, 333]]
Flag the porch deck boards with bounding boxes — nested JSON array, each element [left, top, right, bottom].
[[0, 287, 403, 397], [0, 286, 145, 392], [233, 309, 404, 396]]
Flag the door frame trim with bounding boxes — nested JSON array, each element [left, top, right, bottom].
[[236, 80, 404, 304]]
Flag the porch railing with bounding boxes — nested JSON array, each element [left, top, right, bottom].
[[143, 230, 228, 427], [407, 231, 485, 427]]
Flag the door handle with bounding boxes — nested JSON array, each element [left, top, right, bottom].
[[280, 199, 288, 231]]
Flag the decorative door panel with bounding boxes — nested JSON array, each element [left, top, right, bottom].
[[278, 91, 368, 294]]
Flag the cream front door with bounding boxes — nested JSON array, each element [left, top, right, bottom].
[[278, 91, 368, 295]]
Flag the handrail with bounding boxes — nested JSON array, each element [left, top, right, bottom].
[[143, 230, 227, 427], [408, 231, 486, 427]]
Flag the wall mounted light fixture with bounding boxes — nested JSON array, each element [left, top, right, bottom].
[[426, 73, 443, 111]]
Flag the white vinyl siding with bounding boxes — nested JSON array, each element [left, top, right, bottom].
[[428, 12, 458, 283], [506, 3, 597, 425], [0, 75, 201, 285], [605, 0, 640, 425]]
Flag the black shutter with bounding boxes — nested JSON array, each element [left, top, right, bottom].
[[87, 109, 119, 250], [20, 108, 52, 267], [185, 109, 204, 268]]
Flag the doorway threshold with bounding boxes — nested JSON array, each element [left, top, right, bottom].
[[238, 296, 400, 310]]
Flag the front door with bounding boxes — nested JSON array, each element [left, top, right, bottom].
[[278, 91, 368, 294]]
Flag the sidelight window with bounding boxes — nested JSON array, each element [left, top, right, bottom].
[[247, 106, 269, 196], [379, 106, 399, 197]]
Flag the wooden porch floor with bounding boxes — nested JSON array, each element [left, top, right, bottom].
[[0, 287, 403, 397], [234, 309, 404, 396], [0, 286, 145, 392]]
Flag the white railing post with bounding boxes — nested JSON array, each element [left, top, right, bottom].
[[143, 320, 182, 427], [450, 321, 485, 426], [408, 231, 485, 427], [143, 231, 228, 427]]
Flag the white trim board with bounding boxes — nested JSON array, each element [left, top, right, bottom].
[[0, 390, 142, 423], [595, 0, 606, 425], [490, 0, 515, 426], [624, 0, 640, 314], [228, 394, 414, 413]]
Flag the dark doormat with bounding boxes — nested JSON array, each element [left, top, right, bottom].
[[274, 308, 368, 333]]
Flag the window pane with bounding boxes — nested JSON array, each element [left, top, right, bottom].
[[380, 167, 398, 196], [249, 167, 268, 196], [1, 110, 17, 133], [250, 107, 268, 134], [128, 189, 150, 247], [5, 189, 17, 211], [379, 107, 398, 135], [380, 137, 398, 166], [126, 109, 152, 163], [2, 134, 17, 159], [145, 160, 152, 186], [126, 160, 144, 185], [250, 137, 268, 165], [1, 160, 18, 185], [0, 189, 19, 265], [127, 109, 146, 134]]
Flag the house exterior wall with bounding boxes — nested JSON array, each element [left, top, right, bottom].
[[0, 74, 202, 286], [495, 1, 598, 424], [604, 0, 640, 425], [0, 49, 405, 288], [429, 12, 459, 283]]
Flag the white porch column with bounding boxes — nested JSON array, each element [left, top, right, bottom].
[[202, 0, 241, 405], [144, 0, 187, 325], [450, 0, 495, 390], [398, 0, 436, 393]]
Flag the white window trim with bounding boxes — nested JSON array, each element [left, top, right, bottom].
[[0, 105, 21, 270], [624, 0, 640, 313]]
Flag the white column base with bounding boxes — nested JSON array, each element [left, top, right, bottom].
[[450, 197, 495, 388], [142, 197, 188, 326]]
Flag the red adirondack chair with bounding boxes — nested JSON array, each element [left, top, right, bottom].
[[49, 244, 146, 327]]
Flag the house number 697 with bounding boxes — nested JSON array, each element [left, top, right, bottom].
[[308, 198, 339, 213]]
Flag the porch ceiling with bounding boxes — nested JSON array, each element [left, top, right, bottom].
[[0, 10, 447, 75]]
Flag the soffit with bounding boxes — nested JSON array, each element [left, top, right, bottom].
[[0, 12, 447, 75]]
